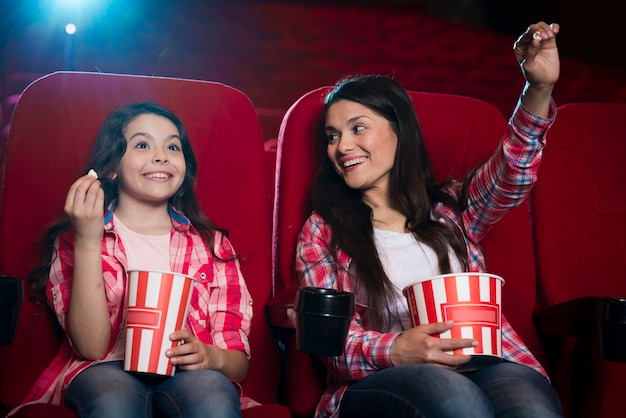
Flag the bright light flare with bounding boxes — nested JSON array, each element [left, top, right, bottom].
[[65, 23, 77, 35]]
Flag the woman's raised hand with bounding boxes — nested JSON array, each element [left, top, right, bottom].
[[514, 21, 560, 89]]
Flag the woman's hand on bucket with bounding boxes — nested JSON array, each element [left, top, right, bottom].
[[391, 320, 478, 368]]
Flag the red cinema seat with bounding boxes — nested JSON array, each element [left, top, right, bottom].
[[268, 86, 548, 417], [531, 102, 626, 418], [0, 71, 290, 418]]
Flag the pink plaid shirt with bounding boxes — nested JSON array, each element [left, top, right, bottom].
[[296, 99, 557, 418], [10, 204, 258, 415]]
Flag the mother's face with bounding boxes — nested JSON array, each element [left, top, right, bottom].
[[324, 99, 398, 194]]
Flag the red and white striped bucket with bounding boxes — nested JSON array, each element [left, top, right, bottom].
[[403, 273, 504, 360], [124, 270, 194, 376]]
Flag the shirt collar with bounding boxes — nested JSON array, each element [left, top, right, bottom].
[[104, 200, 191, 233]]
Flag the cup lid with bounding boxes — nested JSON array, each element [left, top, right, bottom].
[[295, 287, 355, 317], [601, 297, 626, 323]]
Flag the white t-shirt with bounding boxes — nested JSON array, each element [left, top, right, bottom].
[[113, 214, 171, 272], [373, 228, 462, 331]]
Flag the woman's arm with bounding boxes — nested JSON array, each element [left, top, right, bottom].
[[296, 213, 400, 381], [462, 22, 560, 241]]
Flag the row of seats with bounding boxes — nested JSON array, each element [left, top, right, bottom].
[[1, 72, 625, 418]]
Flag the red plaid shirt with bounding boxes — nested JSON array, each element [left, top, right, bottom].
[[10, 204, 257, 415], [295, 100, 557, 418]]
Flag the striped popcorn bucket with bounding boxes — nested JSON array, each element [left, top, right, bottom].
[[124, 270, 194, 376], [403, 273, 504, 369]]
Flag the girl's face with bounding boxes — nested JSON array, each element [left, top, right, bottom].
[[116, 113, 186, 208], [325, 99, 398, 193]]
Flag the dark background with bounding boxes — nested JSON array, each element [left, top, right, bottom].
[[1, 0, 625, 139]]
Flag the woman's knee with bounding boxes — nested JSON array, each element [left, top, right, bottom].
[[341, 365, 493, 418], [469, 362, 563, 417]]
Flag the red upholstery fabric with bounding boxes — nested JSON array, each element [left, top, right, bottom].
[[0, 71, 290, 418], [530, 102, 626, 418], [270, 87, 546, 417], [532, 102, 626, 304]]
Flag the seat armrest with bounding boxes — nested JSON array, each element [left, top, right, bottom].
[[533, 296, 602, 338], [534, 296, 626, 362], [0, 275, 24, 345], [267, 286, 298, 329]]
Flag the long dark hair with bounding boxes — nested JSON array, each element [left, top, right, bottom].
[[313, 75, 474, 331], [29, 102, 228, 304]]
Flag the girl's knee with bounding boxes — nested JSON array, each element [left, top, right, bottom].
[[155, 370, 241, 415]]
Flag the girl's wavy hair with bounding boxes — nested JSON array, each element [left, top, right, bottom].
[[29, 102, 228, 305], [312, 75, 478, 331]]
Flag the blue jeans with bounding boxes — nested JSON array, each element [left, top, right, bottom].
[[339, 361, 563, 418], [64, 361, 241, 418]]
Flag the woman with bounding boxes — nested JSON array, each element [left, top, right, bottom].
[[296, 22, 563, 417]]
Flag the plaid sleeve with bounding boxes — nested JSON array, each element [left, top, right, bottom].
[[296, 213, 399, 382], [501, 316, 548, 379], [465, 98, 557, 241], [47, 234, 74, 331], [204, 232, 252, 357], [296, 213, 341, 289]]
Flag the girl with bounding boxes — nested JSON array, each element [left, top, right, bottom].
[[13, 102, 252, 418], [296, 22, 564, 417]]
